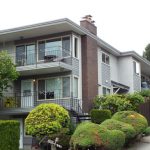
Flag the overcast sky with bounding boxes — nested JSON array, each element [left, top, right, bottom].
[[0, 0, 150, 56]]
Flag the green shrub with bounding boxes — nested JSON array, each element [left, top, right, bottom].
[[112, 111, 148, 135], [25, 103, 70, 136], [0, 120, 20, 150], [90, 109, 111, 124], [93, 94, 132, 114], [101, 119, 136, 142], [70, 122, 125, 150], [126, 93, 144, 111], [93, 93, 145, 114], [104, 129, 125, 150], [139, 90, 150, 97], [144, 127, 150, 136]]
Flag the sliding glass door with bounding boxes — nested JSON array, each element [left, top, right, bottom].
[[26, 44, 35, 65], [38, 77, 70, 100], [16, 46, 25, 66], [16, 44, 35, 66]]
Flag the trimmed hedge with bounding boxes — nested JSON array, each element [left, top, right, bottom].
[[101, 119, 136, 142], [70, 122, 125, 150], [0, 120, 20, 150], [25, 103, 70, 136], [90, 109, 111, 124], [112, 111, 148, 135]]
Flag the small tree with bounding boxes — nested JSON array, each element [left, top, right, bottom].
[[143, 43, 150, 61], [0, 51, 19, 97]]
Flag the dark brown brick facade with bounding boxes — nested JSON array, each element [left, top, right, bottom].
[[81, 35, 98, 113]]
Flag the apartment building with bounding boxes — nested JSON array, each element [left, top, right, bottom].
[[0, 16, 150, 148]]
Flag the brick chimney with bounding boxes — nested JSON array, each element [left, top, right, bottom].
[[80, 15, 98, 113], [80, 15, 97, 35]]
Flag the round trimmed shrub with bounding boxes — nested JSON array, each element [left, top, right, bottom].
[[90, 109, 111, 124], [144, 127, 150, 136], [70, 122, 125, 150], [25, 103, 70, 136], [101, 119, 136, 141], [112, 111, 148, 135]]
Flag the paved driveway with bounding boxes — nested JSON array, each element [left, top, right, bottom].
[[126, 142, 150, 150], [125, 136, 150, 150]]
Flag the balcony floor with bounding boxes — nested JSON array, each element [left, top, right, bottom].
[[16, 62, 72, 76]]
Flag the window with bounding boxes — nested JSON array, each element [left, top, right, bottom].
[[102, 52, 110, 65], [38, 36, 70, 61], [63, 77, 70, 97], [16, 44, 35, 66], [133, 61, 140, 75], [38, 80, 45, 100], [74, 77, 78, 98], [45, 38, 61, 57], [38, 77, 70, 100], [102, 87, 110, 95], [73, 37, 78, 58], [38, 41, 45, 61], [62, 37, 70, 57], [16, 45, 25, 66]]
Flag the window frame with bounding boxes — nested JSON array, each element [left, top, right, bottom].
[[37, 75, 71, 101], [73, 36, 79, 59], [37, 35, 71, 62], [133, 60, 140, 76], [73, 76, 79, 98], [16, 43, 36, 66], [102, 52, 110, 65], [102, 86, 111, 95]]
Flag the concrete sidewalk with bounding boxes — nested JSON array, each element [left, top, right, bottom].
[[125, 136, 150, 150]]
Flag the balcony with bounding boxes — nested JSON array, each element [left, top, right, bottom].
[[0, 91, 82, 114], [13, 47, 73, 75]]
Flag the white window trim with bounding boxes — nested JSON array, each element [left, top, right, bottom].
[[102, 86, 111, 95], [73, 75, 79, 98], [133, 60, 140, 76], [72, 35, 79, 59], [101, 51, 110, 66]]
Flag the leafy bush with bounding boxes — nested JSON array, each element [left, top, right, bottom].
[[70, 122, 125, 150], [0, 120, 20, 150], [126, 93, 144, 111], [112, 111, 148, 135], [93, 94, 132, 114], [101, 119, 136, 142], [139, 90, 150, 97], [93, 93, 144, 114], [90, 109, 111, 124], [25, 103, 70, 136], [144, 127, 150, 136]]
